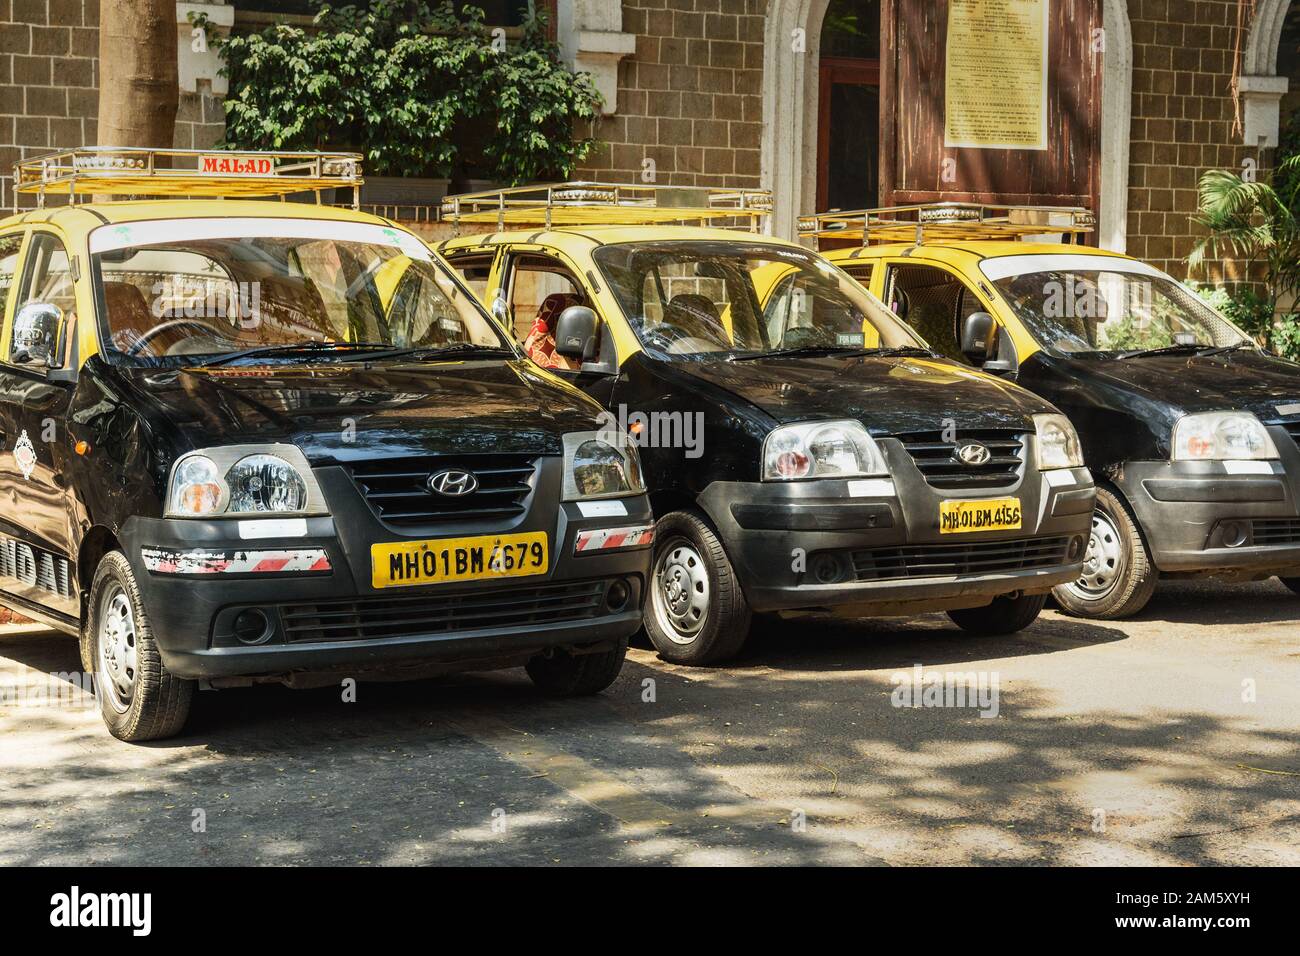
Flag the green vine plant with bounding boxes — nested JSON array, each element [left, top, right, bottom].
[[194, 2, 601, 186]]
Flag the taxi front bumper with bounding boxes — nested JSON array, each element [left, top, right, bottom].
[[697, 442, 1094, 615], [120, 463, 652, 680], [1114, 450, 1300, 577]]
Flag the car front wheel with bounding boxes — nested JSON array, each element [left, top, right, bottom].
[[1052, 485, 1157, 619], [947, 592, 1047, 635], [643, 510, 751, 665], [526, 639, 627, 696], [89, 551, 194, 742]]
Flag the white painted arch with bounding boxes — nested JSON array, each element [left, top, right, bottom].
[[1238, 0, 1294, 149], [761, 0, 1134, 252]]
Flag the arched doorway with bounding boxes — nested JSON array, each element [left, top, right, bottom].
[[1280, 4, 1299, 146], [762, 0, 1132, 248], [815, 0, 881, 211]]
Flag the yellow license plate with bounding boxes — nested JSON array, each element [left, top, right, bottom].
[[371, 532, 548, 590], [939, 498, 1022, 534]]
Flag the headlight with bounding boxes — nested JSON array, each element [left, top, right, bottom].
[[562, 432, 646, 501], [168, 454, 226, 516], [761, 420, 886, 481], [1171, 411, 1279, 461], [166, 444, 325, 517], [1034, 413, 1084, 470], [226, 454, 308, 513]]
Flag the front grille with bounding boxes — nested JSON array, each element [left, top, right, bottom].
[[849, 536, 1070, 582], [895, 429, 1025, 489], [347, 454, 538, 527], [279, 580, 607, 643], [1251, 519, 1300, 546]]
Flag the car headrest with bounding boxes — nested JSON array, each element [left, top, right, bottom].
[[102, 281, 155, 334], [536, 292, 580, 332]]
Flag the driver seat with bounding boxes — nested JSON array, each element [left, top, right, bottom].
[[102, 281, 157, 354]]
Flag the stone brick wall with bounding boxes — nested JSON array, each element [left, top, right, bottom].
[[575, 0, 765, 190], [0, 0, 99, 210], [0, 0, 226, 211], [1125, 0, 1255, 281]]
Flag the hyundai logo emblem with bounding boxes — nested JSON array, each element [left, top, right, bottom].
[[955, 442, 992, 467], [428, 469, 479, 497]]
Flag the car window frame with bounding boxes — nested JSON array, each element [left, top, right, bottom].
[[3, 229, 77, 375], [883, 256, 1011, 365], [496, 244, 620, 375]]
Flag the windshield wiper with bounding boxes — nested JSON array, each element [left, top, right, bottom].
[[1192, 342, 1255, 359], [729, 345, 935, 362], [196, 341, 394, 368], [334, 342, 515, 363], [1114, 343, 1207, 360]]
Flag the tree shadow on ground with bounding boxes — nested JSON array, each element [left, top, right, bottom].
[[1, 604, 1297, 866]]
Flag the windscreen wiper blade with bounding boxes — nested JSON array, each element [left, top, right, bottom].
[[1115, 343, 1207, 360], [334, 342, 515, 363], [196, 341, 393, 367], [1192, 342, 1255, 358], [729, 345, 935, 362]]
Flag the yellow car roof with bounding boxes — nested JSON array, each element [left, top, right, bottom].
[[0, 198, 394, 233]]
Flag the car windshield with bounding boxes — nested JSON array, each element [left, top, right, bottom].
[[90, 218, 510, 363], [592, 240, 924, 361], [987, 263, 1250, 356]]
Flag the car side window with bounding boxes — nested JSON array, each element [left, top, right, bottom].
[[840, 263, 874, 289], [444, 253, 494, 303], [8, 233, 76, 369], [0, 233, 24, 322], [884, 263, 973, 361], [505, 254, 592, 370]]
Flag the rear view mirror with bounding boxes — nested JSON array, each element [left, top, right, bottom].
[[960, 311, 995, 363], [555, 305, 598, 361], [11, 302, 63, 367]]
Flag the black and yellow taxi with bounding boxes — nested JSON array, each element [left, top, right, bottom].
[[438, 183, 1095, 664], [0, 149, 651, 741], [805, 202, 1300, 618]]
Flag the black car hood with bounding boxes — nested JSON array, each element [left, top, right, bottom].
[[673, 354, 1053, 435], [109, 359, 603, 462], [1064, 351, 1300, 421]]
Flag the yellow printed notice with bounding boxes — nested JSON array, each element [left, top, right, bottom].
[[944, 0, 1049, 151]]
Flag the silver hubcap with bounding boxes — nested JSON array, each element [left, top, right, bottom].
[[652, 540, 711, 644], [98, 586, 138, 713], [1069, 510, 1125, 599]]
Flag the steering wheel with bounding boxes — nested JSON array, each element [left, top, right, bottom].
[[127, 318, 233, 357]]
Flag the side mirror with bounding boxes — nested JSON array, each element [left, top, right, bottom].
[[490, 294, 509, 326], [11, 302, 63, 367], [554, 305, 598, 361], [960, 311, 995, 363]]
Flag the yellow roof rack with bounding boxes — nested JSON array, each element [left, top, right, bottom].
[[439, 181, 772, 232], [13, 147, 364, 211], [798, 202, 1095, 246]]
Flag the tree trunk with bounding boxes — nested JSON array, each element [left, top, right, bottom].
[[97, 0, 179, 149]]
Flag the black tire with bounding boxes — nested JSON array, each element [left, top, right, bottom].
[[947, 591, 1048, 635], [1052, 484, 1157, 619], [526, 638, 627, 696], [88, 551, 194, 741], [643, 510, 752, 665], [1278, 576, 1300, 596]]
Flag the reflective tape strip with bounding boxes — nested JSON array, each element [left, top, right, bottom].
[[574, 524, 655, 554], [141, 547, 331, 575]]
